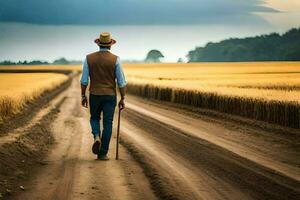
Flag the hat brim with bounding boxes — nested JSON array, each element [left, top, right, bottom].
[[94, 38, 116, 46]]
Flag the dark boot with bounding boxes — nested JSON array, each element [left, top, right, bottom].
[[92, 135, 101, 155]]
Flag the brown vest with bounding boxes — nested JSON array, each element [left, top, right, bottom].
[[87, 51, 117, 96]]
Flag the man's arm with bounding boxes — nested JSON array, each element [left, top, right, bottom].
[[81, 84, 87, 96], [115, 57, 127, 109], [119, 87, 126, 100], [80, 58, 89, 108]]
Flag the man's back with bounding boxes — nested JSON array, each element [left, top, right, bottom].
[[87, 51, 118, 96]]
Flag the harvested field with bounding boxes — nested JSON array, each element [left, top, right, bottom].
[[124, 62, 300, 128], [0, 73, 68, 123]]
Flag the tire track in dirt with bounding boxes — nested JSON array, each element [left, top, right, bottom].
[[0, 76, 73, 198], [126, 101, 300, 182], [120, 96, 300, 200], [121, 124, 240, 200]]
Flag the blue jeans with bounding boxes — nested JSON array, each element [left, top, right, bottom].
[[89, 94, 117, 156]]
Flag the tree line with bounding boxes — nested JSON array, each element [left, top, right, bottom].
[[187, 27, 300, 62], [0, 58, 81, 65]]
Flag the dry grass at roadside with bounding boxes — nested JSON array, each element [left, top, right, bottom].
[[0, 73, 68, 123]]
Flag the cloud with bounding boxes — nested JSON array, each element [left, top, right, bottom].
[[0, 0, 278, 25]]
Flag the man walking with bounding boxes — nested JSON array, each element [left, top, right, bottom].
[[80, 32, 126, 160]]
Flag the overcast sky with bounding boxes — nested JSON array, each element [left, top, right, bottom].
[[0, 0, 299, 62], [1, 0, 299, 30], [0, 0, 280, 25]]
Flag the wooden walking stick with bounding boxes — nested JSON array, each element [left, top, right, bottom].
[[115, 107, 122, 160]]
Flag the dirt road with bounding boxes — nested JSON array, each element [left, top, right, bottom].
[[4, 76, 300, 200], [5, 78, 156, 200], [121, 96, 300, 200]]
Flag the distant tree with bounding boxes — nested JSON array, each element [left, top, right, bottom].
[[0, 60, 14, 65], [28, 60, 49, 65], [53, 57, 69, 65], [177, 58, 184, 63], [145, 50, 164, 63], [0, 60, 49, 65]]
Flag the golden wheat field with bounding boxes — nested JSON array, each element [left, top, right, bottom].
[[123, 62, 300, 128], [123, 62, 300, 103], [1, 62, 300, 128], [0, 73, 68, 122]]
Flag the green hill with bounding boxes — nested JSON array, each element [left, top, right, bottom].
[[188, 28, 300, 62]]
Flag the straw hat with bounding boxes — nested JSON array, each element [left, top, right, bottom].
[[94, 32, 116, 46]]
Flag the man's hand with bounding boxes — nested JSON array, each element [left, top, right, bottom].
[[82, 96, 88, 108], [118, 99, 125, 110]]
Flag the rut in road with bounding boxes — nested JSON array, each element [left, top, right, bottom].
[[9, 78, 157, 200], [120, 96, 300, 200]]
